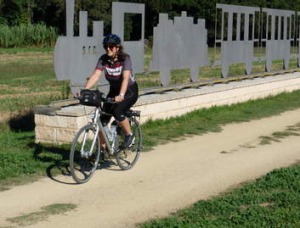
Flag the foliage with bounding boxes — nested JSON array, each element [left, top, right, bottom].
[[27, 0, 64, 35], [0, 23, 58, 48], [2, 0, 300, 47], [74, 0, 112, 35]]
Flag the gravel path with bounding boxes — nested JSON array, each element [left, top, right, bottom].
[[0, 109, 300, 228]]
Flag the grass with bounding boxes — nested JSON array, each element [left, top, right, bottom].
[[0, 47, 298, 114], [138, 47, 300, 89], [1, 48, 300, 226], [0, 24, 57, 48], [0, 49, 69, 115], [1, 90, 300, 189], [6, 203, 77, 226], [140, 164, 300, 227], [141, 90, 300, 151], [1, 92, 300, 227], [0, 47, 53, 54]]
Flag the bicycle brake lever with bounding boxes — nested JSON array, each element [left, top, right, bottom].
[[106, 97, 116, 103]]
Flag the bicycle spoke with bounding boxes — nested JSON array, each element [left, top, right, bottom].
[[115, 118, 142, 170], [70, 125, 100, 183], [70, 100, 142, 183]]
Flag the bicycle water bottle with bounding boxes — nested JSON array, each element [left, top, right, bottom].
[[104, 124, 117, 142], [110, 124, 117, 141]]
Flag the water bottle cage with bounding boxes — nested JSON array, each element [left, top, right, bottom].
[[104, 125, 117, 141]]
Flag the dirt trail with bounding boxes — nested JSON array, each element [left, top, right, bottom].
[[1, 109, 300, 228]]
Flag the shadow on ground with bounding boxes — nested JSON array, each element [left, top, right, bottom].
[[32, 143, 76, 184], [8, 110, 35, 132]]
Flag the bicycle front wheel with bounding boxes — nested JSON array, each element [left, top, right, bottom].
[[70, 124, 100, 183], [115, 118, 142, 170]]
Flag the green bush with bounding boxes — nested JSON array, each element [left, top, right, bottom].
[[0, 24, 58, 48]]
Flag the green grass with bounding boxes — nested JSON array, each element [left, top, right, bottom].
[[141, 90, 300, 151], [0, 47, 53, 54], [0, 48, 298, 114], [138, 48, 300, 88], [0, 50, 69, 113], [0, 24, 57, 48], [140, 164, 300, 227], [6, 203, 77, 226], [1, 48, 300, 226], [0, 130, 69, 182], [1, 90, 300, 189]]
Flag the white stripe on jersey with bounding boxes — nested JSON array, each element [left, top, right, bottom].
[[106, 66, 123, 76]]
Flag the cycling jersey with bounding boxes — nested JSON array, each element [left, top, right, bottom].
[[95, 53, 138, 122], [95, 54, 135, 90]]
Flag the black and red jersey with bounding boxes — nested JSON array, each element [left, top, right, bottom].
[[96, 54, 135, 90]]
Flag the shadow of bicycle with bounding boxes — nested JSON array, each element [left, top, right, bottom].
[[32, 143, 123, 185], [46, 161, 76, 185], [46, 155, 123, 185]]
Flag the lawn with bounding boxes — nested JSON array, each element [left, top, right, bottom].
[[1, 48, 300, 226]]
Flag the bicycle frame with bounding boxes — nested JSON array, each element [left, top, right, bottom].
[[88, 106, 116, 155], [70, 90, 142, 183]]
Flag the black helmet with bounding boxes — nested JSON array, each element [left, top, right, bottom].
[[102, 34, 121, 45]]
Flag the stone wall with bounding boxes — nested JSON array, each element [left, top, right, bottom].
[[35, 73, 300, 144]]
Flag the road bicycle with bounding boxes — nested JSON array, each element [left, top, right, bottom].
[[69, 89, 142, 184]]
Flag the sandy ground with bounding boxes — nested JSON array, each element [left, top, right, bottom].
[[1, 109, 300, 228]]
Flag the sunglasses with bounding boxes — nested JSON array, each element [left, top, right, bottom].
[[103, 45, 116, 50]]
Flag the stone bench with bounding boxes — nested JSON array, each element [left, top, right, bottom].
[[35, 72, 300, 144]]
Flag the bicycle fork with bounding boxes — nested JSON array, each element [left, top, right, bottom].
[[80, 126, 100, 158]]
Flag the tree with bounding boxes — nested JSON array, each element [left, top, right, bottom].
[[33, 0, 65, 33], [75, 0, 112, 35], [0, 0, 20, 25], [12, 0, 34, 23], [1, 0, 300, 41], [32, 0, 112, 35]]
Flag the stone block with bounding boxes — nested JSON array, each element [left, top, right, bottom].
[[56, 128, 78, 144], [35, 126, 56, 143], [35, 114, 84, 129]]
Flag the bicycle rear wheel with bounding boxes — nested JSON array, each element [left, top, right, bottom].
[[115, 118, 142, 170], [70, 124, 100, 183]]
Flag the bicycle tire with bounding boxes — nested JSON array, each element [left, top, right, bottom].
[[69, 124, 101, 183], [115, 118, 142, 170]]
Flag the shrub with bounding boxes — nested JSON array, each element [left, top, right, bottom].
[[0, 23, 58, 48]]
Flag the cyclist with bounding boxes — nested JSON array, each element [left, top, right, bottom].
[[85, 34, 139, 149]]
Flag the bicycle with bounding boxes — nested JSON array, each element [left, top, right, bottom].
[[69, 89, 142, 184]]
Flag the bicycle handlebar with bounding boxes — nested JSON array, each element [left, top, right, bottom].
[[102, 97, 117, 104], [75, 89, 118, 105]]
